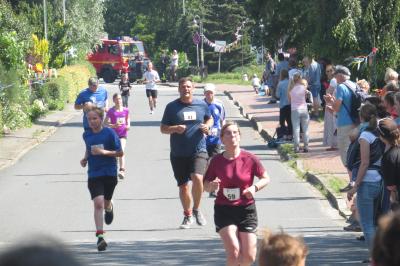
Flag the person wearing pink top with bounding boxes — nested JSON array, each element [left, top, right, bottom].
[[288, 72, 310, 153], [106, 93, 130, 179], [204, 121, 270, 266]]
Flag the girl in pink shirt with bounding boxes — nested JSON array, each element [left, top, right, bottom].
[[288, 73, 310, 153], [106, 93, 130, 179]]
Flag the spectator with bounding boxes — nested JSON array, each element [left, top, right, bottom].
[[383, 91, 398, 119], [274, 53, 289, 89], [288, 72, 310, 153], [371, 210, 400, 266], [384, 67, 399, 85], [302, 56, 322, 118], [288, 58, 299, 80], [357, 79, 371, 95], [323, 64, 338, 151], [276, 69, 292, 140], [258, 230, 308, 266], [170, 49, 179, 81], [264, 51, 276, 103], [324, 65, 357, 192], [378, 118, 400, 211], [347, 104, 385, 257], [251, 73, 261, 94], [394, 92, 400, 126]]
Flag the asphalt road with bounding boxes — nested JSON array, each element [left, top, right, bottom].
[[0, 82, 368, 265]]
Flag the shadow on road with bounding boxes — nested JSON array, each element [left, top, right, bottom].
[[66, 233, 367, 266]]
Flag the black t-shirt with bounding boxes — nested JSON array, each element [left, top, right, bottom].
[[382, 146, 400, 189], [119, 80, 131, 96]]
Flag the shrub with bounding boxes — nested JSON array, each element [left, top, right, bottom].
[[39, 77, 69, 110], [58, 63, 94, 102], [30, 99, 47, 121]]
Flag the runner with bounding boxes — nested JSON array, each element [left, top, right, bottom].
[[80, 107, 123, 251], [143, 62, 160, 114], [160, 77, 214, 229], [74, 77, 108, 131], [204, 121, 270, 266], [203, 83, 226, 198], [119, 73, 131, 107], [105, 93, 130, 179]]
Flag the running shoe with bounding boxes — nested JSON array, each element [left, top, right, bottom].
[[179, 215, 194, 229], [97, 236, 107, 251], [104, 203, 114, 225], [193, 209, 207, 226]]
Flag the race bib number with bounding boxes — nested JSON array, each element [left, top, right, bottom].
[[117, 117, 125, 124], [183, 111, 196, 121], [91, 144, 104, 151], [223, 188, 240, 201]]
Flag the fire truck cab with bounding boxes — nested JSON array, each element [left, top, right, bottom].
[[87, 37, 148, 83]]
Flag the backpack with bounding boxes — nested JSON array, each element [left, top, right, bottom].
[[342, 81, 368, 125], [346, 129, 385, 171]]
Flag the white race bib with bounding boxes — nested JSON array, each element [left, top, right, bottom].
[[91, 144, 104, 151], [223, 188, 240, 201], [211, 127, 218, 136], [117, 117, 125, 124], [183, 111, 196, 121]]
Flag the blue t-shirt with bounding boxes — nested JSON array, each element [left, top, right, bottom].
[[161, 98, 211, 157], [75, 87, 108, 130], [205, 99, 225, 145], [335, 83, 353, 127], [278, 79, 290, 108], [307, 61, 321, 87], [275, 60, 289, 78], [83, 127, 121, 179]]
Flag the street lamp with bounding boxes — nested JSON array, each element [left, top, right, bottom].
[[260, 23, 264, 65], [193, 15, 204, 79]]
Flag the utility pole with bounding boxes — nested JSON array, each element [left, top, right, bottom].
[[43, 0, 48, 40], [63, 0, 67, 65]]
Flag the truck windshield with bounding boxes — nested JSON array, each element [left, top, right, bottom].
[[121, 43, 144, 56]]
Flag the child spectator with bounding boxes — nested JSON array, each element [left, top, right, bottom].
[[258, 230, 308, 266], [251, 73, 261, 94]]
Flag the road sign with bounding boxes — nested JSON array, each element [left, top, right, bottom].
[[214, 40, 226, 53], [193, 32, 201, 45]]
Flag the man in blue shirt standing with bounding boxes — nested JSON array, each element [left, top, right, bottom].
[[74, 77, 108, 131], [324, 65, 356, 192], [203, 83, 226, 197], [161, 77, 214, 229], [303, 56, 321, 118]]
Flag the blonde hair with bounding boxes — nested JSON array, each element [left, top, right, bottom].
[[384, 67, 399, 84], [259, 230, 308, 266], [357, 79, 370, 92], [288, 72, 302, 92]]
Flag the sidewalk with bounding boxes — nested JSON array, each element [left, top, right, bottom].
[[215, 83, 351, 218], [0, 104, 79, 171]]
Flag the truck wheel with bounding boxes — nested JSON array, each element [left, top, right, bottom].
[[102, 69, 116, 83]]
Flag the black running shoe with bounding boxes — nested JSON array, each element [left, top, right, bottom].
[[104, 203, 114, 225], [97, 237, 107, 251]]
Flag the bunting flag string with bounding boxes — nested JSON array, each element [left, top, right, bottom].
[[201, 20, 247, 53], [345, 47, 378, 71]]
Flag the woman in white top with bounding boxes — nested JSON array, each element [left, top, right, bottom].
[[288, 72, 310, 153], [347, 104, 384, 255], [170, 50, 179, 81]]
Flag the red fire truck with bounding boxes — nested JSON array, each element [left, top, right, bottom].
[[87, 36, 148, 83]]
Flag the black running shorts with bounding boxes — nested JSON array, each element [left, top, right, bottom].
[[214, 203, 258, 233], [146, 89, 158, 98], [88, 176, 118, 200], [170, 152, 208, 186]]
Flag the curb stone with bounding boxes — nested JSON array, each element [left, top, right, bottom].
[[223, 90, 350, 220]]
